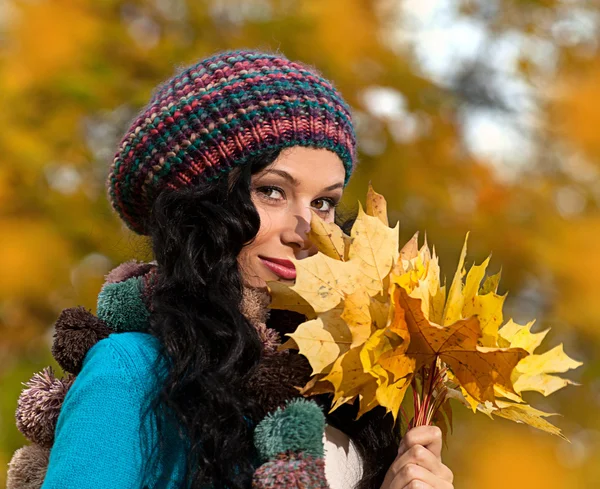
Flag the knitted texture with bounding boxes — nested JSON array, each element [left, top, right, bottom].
[[107, 49, 357, 235], [254, 398, 325, 462], [252, 452, 329, 489]]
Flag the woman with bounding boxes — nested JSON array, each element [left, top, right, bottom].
[[9, 50, 454, 489]]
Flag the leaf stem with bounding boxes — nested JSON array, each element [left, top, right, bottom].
[[411, 358, 448, 429]]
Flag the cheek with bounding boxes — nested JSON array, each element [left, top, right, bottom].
[[254, 203, 283, 243], [237, 206, 285, 286], [325, 209, 336, 224], [239, 205, 279, 261]]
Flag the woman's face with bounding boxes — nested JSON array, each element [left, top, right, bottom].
[[239, 146, 346, 288]]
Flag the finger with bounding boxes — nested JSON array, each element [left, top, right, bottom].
[[393, 463, 453, 489], [391, 444, 452, 481], [401, 482, 433, 489], [398, 426, 443, 460]]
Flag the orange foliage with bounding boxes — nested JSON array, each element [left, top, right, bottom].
[[3, 0, 101, 90], [554, 61, 600, 159], [457, 422, 580, 489], [0, 218, 72, 300]]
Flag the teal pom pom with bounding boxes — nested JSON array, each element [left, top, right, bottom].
[[253, 398, 325, 462], [97, 277, 150, 332]]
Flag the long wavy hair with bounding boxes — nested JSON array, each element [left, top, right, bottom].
[[145, 148, 400, 489]]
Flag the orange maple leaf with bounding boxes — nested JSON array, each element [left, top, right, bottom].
[[394, 286, 529, 405]]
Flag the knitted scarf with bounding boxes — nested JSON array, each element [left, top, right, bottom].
[[7, 260, 329, 489]]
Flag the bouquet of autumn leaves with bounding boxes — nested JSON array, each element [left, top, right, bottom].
[[268, 186, 582, 441]]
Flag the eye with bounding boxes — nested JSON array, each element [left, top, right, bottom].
[[255, 186, 285, 202], [312, 197, 338, 215]]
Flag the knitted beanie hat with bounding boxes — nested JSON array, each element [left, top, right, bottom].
[[107, 49, 357, 235]]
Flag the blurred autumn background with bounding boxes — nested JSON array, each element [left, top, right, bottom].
[[1, 0, 598, 487]]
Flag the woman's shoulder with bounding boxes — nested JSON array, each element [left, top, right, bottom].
[[51, 332, 169, 447], [85, 331, 162, 365], [78, 332, 167, 399], [39, 335, 185, 489]]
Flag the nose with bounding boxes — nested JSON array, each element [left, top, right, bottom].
[[281, 203, 314, 253]]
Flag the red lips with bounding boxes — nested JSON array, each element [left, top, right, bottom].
[[259, 256, 297, 280]]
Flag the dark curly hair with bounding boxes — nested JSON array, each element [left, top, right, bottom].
[[144, 148, 400, 489]]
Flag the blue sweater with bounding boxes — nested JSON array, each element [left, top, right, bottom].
[[41, 332, 189, 489]]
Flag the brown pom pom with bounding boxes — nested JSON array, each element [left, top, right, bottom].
[[7, 444, 50, 489], [16, 368, 74, 448], [51, 306, 112, 374], [241, 286, 270, 326], [104, 260, 154, 284], [253, 323, 282, 354], [241, 286, 282, 352], [244, 306, 313, 416], [246, 351, 312, 418], [141, 266, 159, 311]]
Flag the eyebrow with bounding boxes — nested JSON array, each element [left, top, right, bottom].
[[263, 169, 344, 192]]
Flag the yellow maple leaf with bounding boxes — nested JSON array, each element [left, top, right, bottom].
[[446, 371, 481, 413], [391, 232, 423, 288], [287, 308, 352, 375], [359, 328, 391, 374], [299, 375, 333, 396], [268, 280, 316, 318], [498, 320, 582, 396], [375, 376, 411, 420], [479, 269, 502, 295], [498, 319, 547, 353], [366, 183, 389, 226], [511, 344, 582, 396], [458, 251, 506, 347], [368, 293, 415, 405], [408, 244, 445, 322], [436, 235, 506, 346], [357, 382, 380, 417], [341, 289, 373, 348], [348, 204, 399, 296], [493, 384, 525, 403], [308, 210, 348, 261], [398, 231, 420, 267], [442, 233, 469, 326], [462, 255, 491, 318], [369, 295, 391, 330], [289, 253, 360, 313], [356, 319, 413, 419], [472, 292, 506, 347], [480, 401, 567, 440], [323, 347, 378, 411], [358, 301, 415, 419]]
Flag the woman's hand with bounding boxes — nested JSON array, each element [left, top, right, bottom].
[[381, 426, 454, 489]]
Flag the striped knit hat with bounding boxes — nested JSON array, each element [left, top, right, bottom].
[[107, 50, 357, 235]]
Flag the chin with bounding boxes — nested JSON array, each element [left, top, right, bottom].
[[266, 275, 294, 286]]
